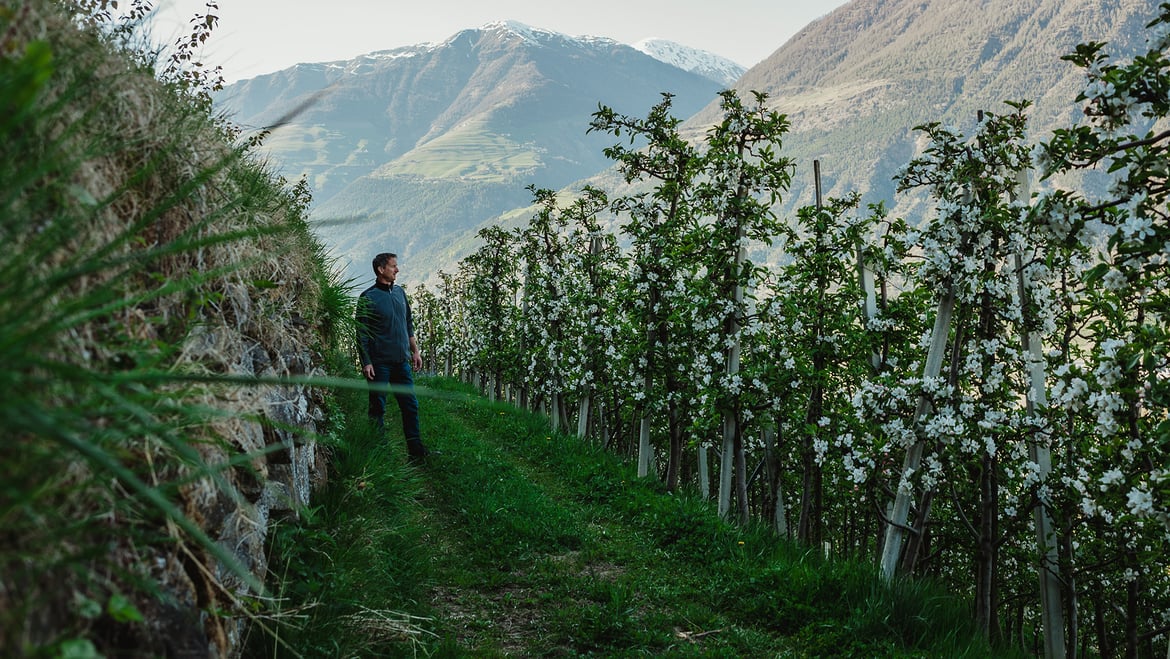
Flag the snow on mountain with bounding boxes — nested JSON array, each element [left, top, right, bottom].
[[459, 22, 747, 87], [632, 38, 747, 87], [472, 20, 622, 52]]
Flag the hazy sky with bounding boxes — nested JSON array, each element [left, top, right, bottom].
[[150, 0, 851, 82]]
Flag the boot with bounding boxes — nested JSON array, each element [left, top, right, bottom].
[[406, 439, 436, 464]]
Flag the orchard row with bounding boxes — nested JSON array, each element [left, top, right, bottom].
[[407, 7, 1170, 657]]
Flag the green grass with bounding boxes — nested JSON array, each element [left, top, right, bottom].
[[248, 376, 1025, 658]]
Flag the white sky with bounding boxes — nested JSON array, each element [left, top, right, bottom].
[[149, 0, 850, 82]]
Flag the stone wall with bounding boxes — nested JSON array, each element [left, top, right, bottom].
[[172, 292, 333, 657]]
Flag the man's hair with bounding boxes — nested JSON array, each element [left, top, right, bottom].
[[372, 252, 397, 274]]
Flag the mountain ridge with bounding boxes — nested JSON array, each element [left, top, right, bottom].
[[216, 0, 1156, 287], [693, 0, 1153, 219], [216, 20, 723, 286], [632, 37, 747, 86]]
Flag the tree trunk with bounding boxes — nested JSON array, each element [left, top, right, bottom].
[[666, 402, 683, 492], [973, 454, 998, 640], [550, 392, 561, 433], [576, 394, 590, 440], [763, 426, 789, 538], [734, 427, 749, 524], [637, 413, 652, 478], [900, 488, 935, 575], [718, 416, 734, 518], [698, 445, 710, 500], [1125, 555, 1139, 659], [1066, 521, 1079, 659], [798, 382, 824, 546], [1092, 570, 1112, 658]]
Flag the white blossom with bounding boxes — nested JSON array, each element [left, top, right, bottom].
[[1127, 487, 1155, 518]]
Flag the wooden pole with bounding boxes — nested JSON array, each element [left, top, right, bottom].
[[763, 426, 789, 537], [638, 244, 659, 478], [577, 234, 603, 440], [718, 152, 753, 519], [698, 446, 710, 499], [719, 218, 747, 518], [577, 397, 590, 439], [856, 212, 881, 371], [1012, 167, 1066, 659], [814, 160, 823, 209], [799, 160, 828, 541], [880, 291, 955, 579]]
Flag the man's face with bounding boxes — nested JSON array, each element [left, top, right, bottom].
[[378, 257, 399, 284]]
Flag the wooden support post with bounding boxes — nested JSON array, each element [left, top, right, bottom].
[[880, 292, 955, 580], [718, 183, 749, 519], [763, 426, 789, 537], [638, 405, 652, 478], [577, 396, 590, 439], [1012, 168, 1066, 659], [856, 223, 881, 372], [550, 392, 561, 433], [577, 234, 602, 441], [718, 417, 735, 517]]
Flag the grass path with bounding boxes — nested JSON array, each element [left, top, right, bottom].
[[249, 376, 1021, 658]]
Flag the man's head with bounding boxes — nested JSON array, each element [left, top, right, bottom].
[[373, 252, 399, 285]]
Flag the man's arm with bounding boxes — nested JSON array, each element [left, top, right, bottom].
[[404, 291, 421, 370], [355, 293, 375, 378], [409, 335, 422, 371]]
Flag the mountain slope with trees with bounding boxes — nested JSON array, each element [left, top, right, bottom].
[[2, 1, 344, 655], [693, 0, 1153, 221]]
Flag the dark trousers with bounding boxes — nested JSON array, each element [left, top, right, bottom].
[[367, 361, 420, 443]]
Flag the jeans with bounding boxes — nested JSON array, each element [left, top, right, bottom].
[[367, 361, 420, 442]]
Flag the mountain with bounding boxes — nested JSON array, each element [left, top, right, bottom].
[[216, 21, 722, 286], [218, 0, 1157, 288], [631, 38, 747, 86], [683, 0, 1153, 233]]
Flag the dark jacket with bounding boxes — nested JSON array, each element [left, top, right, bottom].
[[356, 283, 414, 366]]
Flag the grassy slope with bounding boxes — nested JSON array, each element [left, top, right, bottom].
[[249, 376, 1024, 658]]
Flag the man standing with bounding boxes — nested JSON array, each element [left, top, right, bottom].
[[356, 252, 435, 462]]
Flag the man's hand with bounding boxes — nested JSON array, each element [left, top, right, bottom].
[[362, 364, 375, 380], [411, 351, 422, 371]]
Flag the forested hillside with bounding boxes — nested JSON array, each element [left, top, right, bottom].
[[216, 0, 1156, 288]]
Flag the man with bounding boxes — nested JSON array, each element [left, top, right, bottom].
[[356, 252, 435, 462]]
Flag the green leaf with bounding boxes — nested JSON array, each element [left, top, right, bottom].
[[55, 639, 102, 659], [74, 593, 102, 620], [1084, 263, 1111, 284], [107, 593, 144, 623]]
